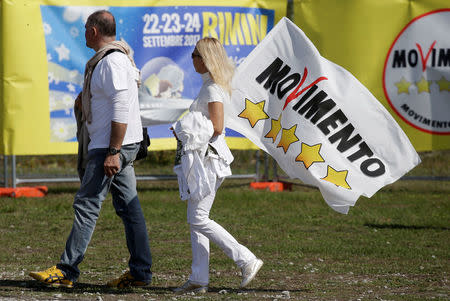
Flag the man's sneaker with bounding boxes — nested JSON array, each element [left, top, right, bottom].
[[173, 280, 208, 294], [240, 258, 263, 288], [106, 271, 149, 288], [29, 266, 73, 288]]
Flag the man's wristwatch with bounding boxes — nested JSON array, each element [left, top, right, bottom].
[[108, 147, 120, 156]]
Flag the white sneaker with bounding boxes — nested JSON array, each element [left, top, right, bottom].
[[240, 258, 263, 288], [173, 280, 208, 294]]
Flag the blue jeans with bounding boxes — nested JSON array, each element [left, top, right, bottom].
[[57, 143, 152, 283]]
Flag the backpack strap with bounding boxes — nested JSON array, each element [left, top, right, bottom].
[[92, 48, 124, 70]]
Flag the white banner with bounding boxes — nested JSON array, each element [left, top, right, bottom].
[[226, 17, 421, 214]]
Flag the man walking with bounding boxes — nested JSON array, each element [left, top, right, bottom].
[[29, 10, 152, 288]]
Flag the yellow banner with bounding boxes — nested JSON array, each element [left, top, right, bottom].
[[0, 0, 286, 155], [293, 0, 450, 151]]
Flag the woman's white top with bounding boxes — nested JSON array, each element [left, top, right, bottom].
[[189, 73, 226, 121], [173, 72, 234, 201]]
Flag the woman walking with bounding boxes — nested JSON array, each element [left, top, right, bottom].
[[172, 37, 263, 294]]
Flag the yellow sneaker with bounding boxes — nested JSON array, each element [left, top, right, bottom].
[[106, 271, 149, 288], [29, 266, 73, 288]]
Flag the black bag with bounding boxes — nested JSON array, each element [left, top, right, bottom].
[[135, 127, 150, 160]]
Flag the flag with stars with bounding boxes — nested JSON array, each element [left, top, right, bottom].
[[226, 17, 421, 214]]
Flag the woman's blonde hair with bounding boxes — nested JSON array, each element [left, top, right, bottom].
[[195, 37, 235, 95]]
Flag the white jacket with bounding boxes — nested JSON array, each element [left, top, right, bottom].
[[173, 111, 233, 201]]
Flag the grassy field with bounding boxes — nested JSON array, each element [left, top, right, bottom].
[[0, 151, 449, 300]]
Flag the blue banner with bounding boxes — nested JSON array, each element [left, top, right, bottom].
[[40, 5, 276, 149]]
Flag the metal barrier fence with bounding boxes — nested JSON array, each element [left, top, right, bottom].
[[2, 153, 449, 188], [1, 155, 258, 188]]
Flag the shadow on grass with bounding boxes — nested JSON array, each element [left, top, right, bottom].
[[364, 223, 450, 231], [0, 279, 172, 295], [0, 280, 306, 295]]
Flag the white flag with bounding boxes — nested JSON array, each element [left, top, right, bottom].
[[226, 17, 421, 214]]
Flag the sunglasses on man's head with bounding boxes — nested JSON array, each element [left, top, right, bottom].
[[191, 52, 202, 59]]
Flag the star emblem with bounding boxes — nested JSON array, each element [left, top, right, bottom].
[[295, 143, 325, 169], [48, 72, 55, 84], [321, 166, 351, 190], [238, 98, 269, 128], [264, 114, 282, 143], [394, 77, 412, 94], [43, 22, 52, 35], [55, 43, 70, 62], [67, 83, 76, 92], [415, 76, 431, 94], [277, 124, 299, 153], [436, 76, 450, 92]]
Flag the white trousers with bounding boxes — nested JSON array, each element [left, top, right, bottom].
[[186, 162, 256, 285]]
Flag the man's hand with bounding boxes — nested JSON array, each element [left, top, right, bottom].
[[104, 153, 120, 178], [106, 121, 127, 178]]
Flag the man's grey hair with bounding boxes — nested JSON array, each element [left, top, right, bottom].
[[86, 10, 116, 37]]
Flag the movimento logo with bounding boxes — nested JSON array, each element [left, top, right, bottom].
[[383, 9, 450, 135]]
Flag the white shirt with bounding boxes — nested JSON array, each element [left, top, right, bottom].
[[189, 72, 233, 164], [87, 52, 142, 150], [189, 72, 228, 128]]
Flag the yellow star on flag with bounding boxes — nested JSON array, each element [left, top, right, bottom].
[[436, 76, 450, 92], [238, 98, 269, 128], [394, 77, 412, 94], [277, 124, 299, 153], [295, 143, 325, 169], [416, 76, 431, 94], [265, 114, 282, 143], [321, 166, 351, 190]]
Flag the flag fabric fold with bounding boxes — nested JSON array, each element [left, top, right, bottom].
[[226, 17, 421, 214]]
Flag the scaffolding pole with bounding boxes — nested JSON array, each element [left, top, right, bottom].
[[3, 155, 7, 187], [11, 155, 16, 188]]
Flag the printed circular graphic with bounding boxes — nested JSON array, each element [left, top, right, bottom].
[[383, 9, 450, 135]]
